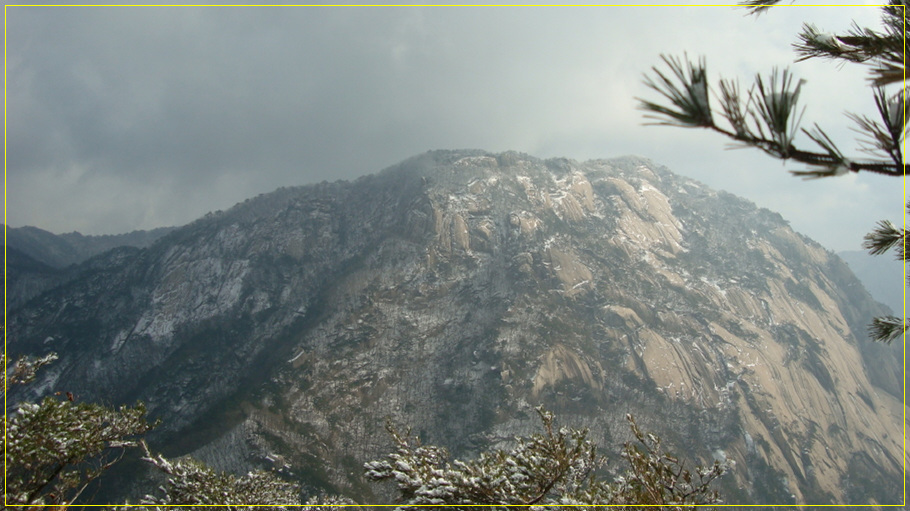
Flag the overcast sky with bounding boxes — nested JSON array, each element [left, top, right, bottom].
[[5, 1, 903, 252]]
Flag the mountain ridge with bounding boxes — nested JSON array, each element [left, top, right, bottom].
[[3, 224, 176, 269], [7, 150, 906, 505]]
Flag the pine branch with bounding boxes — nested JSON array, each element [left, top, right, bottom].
[[790, 125, 849, 178], [751, 68, 806, 155], [739, 0, 786, 16], [5, 352, 58, 387], [640, 54, 909, 178], [847, 88, 907, 165], [791, 6, 907, 85], [862, 219, 907, 261], [794, 23, 893, 64], [638, 54, 714, 129], [872, 2, 910, 85], [868, 315, 908, 344], [742, 2, 906, 86], [716, 78, 752, 139], [649, 2, 909, 347]]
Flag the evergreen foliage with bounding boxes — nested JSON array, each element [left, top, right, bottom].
[[364, 407, 729, 510], [637, 0, 908, 343], [862, 208, 909, 342], [2, 348, 347, 509], [4, 352, 728, 509], [138, 441, 304, 510], [2, 352, 155, 508]]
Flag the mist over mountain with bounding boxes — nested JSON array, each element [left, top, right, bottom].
[[837, 250, 905, 317], [6, 150, 905, 505]]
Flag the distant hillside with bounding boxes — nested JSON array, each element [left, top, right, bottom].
[[838, 250, 905, 315], [4, 224, 177, 309], [4, 224, 176, 268], [5, 246, 63, 309]]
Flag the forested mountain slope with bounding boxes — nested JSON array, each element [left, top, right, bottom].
[[8, 150, 905, 505]]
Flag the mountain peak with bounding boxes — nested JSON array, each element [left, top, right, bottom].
[[8, 151, 903, 505]]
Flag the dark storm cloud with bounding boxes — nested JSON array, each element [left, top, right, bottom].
[[7, 8, 661, 160], [9, 7, 541, 189], [9, 6, 630, 205], [9, 8, 366, 181], [5, 3, 902, 252]]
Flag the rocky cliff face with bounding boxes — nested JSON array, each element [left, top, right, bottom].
[[7, 150, 906, 505]]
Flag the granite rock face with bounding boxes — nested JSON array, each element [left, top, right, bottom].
[[7, 150, 905, 505]]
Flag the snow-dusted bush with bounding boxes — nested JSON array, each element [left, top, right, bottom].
[[138, 442, 357, 510], [2, 351, 347, 509], [139, 442, 300, 510], [3, 352, 155, 507], [365, 406, 729, 510], [3, 349, 726, 510]]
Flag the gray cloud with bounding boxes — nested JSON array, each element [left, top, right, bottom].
[[6, 3, 903, 252]]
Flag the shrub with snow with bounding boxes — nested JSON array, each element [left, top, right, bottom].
[[365, 406, 729, 510]]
